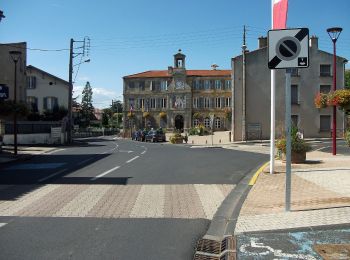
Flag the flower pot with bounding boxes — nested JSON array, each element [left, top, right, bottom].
[[281, 151, 306, 164]]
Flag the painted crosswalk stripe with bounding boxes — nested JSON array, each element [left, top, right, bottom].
[[0, 223, 7, 228], [126, 156, 139, 164], [91, 166, 120, 181]]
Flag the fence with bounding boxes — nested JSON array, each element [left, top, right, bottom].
[[4, 121, 62, 134], [73, 128, 119, 138]]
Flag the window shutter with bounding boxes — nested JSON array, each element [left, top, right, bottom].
[[33, 76, 36, 88], [43, 97, 48, 110]]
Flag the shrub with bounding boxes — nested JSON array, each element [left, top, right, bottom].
[[345, 129, 350, 146], [276, 126, 311, 154]]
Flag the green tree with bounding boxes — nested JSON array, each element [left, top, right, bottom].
[[111, 99, 123, 128], [345, 69, 350, 89], [102, 108, 112, 126], [80, 81, 94, 127]]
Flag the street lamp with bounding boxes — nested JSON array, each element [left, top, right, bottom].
[[0, 10, 5, 22], [9, 50, 22, 155], [327, 27, 342, 156]]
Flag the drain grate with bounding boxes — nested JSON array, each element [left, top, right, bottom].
[[194, 236, 236, 260], [196, 239, 221, 255], [314, 244, 350, 259]]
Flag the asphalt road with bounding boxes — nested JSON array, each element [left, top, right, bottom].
[[0, 136, 268, 260]]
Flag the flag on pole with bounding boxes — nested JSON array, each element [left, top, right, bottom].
[[130, 104, 134, 112], [273, 0, 288, 29]]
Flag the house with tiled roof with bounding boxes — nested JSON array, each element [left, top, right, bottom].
[[123, 50, 232, 132]]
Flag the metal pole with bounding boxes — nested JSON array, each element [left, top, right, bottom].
[[13, 61, 18, 155], [285, 69, 292, 212], [332, 40, 337, 155], [67, 39, 73, 144], [270, 0, 276, 174]]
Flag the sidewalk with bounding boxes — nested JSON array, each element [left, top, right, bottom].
[[235, 143, 350, 234], [0, 146, 57, 164]]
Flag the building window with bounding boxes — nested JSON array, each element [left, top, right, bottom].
[[27, 76, 36, 89], [160, 81, 168, 91], [193, 80, 202, 90], [150, 98, 156, 109], [320, 64, 331, 77], [290, 68, 299, 77], [320, 85, 331, 94], [139, 81, 145, 91], [320, 115, 331, 132], [215, 117, 221, 129], [193, 97, 199, 108], [128, 98, 135, 111], [43, 96, 58, 111], [161, 98, 167, 108], [204, 117, 210, 128], [291, 85, 299, 104], [291, 115, 298, 127], [129, 81, 135, 89], [204, 97, 210, 108], [215, 80, 222, 89], [215, 97, 221, 108], [225, 97, 231, 107], [204, 80, 211, 90], [27, 96, 38, 112], [193, 118, 199, 127], [225, 80, 232, 89]]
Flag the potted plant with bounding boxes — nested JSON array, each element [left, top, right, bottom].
[[143, 111, 150, 118], [276, 126, 311, 163], [314, 92, 328, 109], [328, 89, 350, 111], [127, 112, 134, 118], [169, 133, 183, 144], [159, 111, 166, 119]]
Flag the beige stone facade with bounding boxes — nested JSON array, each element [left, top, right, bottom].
[[123, 51, 232, 132]]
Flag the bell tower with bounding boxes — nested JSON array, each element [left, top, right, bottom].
[[174, 49, 186, 69]]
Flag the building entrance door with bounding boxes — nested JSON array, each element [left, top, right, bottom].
[[174, 115, 184, 131]]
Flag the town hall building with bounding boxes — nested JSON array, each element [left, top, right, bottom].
[[123, 50, 232, 133]]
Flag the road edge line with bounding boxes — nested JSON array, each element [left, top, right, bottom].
[[248, 161, 269, 186]]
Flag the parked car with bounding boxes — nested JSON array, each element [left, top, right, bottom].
[[145, 130, 166, 142]]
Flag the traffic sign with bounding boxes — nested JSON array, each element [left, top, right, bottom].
[[268, 28, 309, 69], [0, 84, 9, 100]]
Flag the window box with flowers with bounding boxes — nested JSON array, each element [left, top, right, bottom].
[[127, 112, 135, 118], [327, 89, 350, 111], [314, 89, 350, 111], [143, 111, 150, 118]]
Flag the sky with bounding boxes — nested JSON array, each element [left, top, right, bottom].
[[1, 0, 349, 109]]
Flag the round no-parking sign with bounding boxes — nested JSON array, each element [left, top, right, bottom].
[[268, 28, 309, 69]]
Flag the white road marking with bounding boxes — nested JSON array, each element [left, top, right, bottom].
[[38, 168, 67, 183], [239, 238, 317, 259], [0, 223, 7, 228], [91, 166, 120, 181], [119, 150, 133, 153], [141, 151, 146, 155], [126, 156, 139, 164], [45, 149, 65, 155]]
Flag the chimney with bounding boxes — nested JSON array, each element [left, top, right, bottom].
[[168, 66, 173, 75], [258, 36, 267, 48], [309, 36, 318, 50]]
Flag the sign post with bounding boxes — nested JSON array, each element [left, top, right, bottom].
[[268, 28, 309, 211]]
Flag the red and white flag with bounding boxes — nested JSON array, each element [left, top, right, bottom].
[[273, 0, 288, 29]]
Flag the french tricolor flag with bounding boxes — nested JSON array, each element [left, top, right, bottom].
[[273, 0, 288, 29]]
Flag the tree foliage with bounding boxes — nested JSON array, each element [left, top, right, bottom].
[[80, 81, 95, 127], [345, 69, 350, 89]]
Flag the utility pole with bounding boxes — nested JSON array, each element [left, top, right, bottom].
[[0, 10, 5, 22], [242, 25, 247, 141], [67, 37, 90, 144]]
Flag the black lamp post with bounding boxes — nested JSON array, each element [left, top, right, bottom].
[[327, 27, 342, 156], [9, 50, 22, 155]]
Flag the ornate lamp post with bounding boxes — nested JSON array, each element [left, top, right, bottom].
[[9, 50, 22, 155], [327, 27, 342, 156]]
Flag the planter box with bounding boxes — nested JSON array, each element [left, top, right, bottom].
[[281, 151, 306, 164]]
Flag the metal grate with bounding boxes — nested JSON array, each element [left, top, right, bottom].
[[196, 239, 221, 255], [194, 236, 236, 260]]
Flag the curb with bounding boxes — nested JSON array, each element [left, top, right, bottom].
[[248, 161, 269, 186]]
